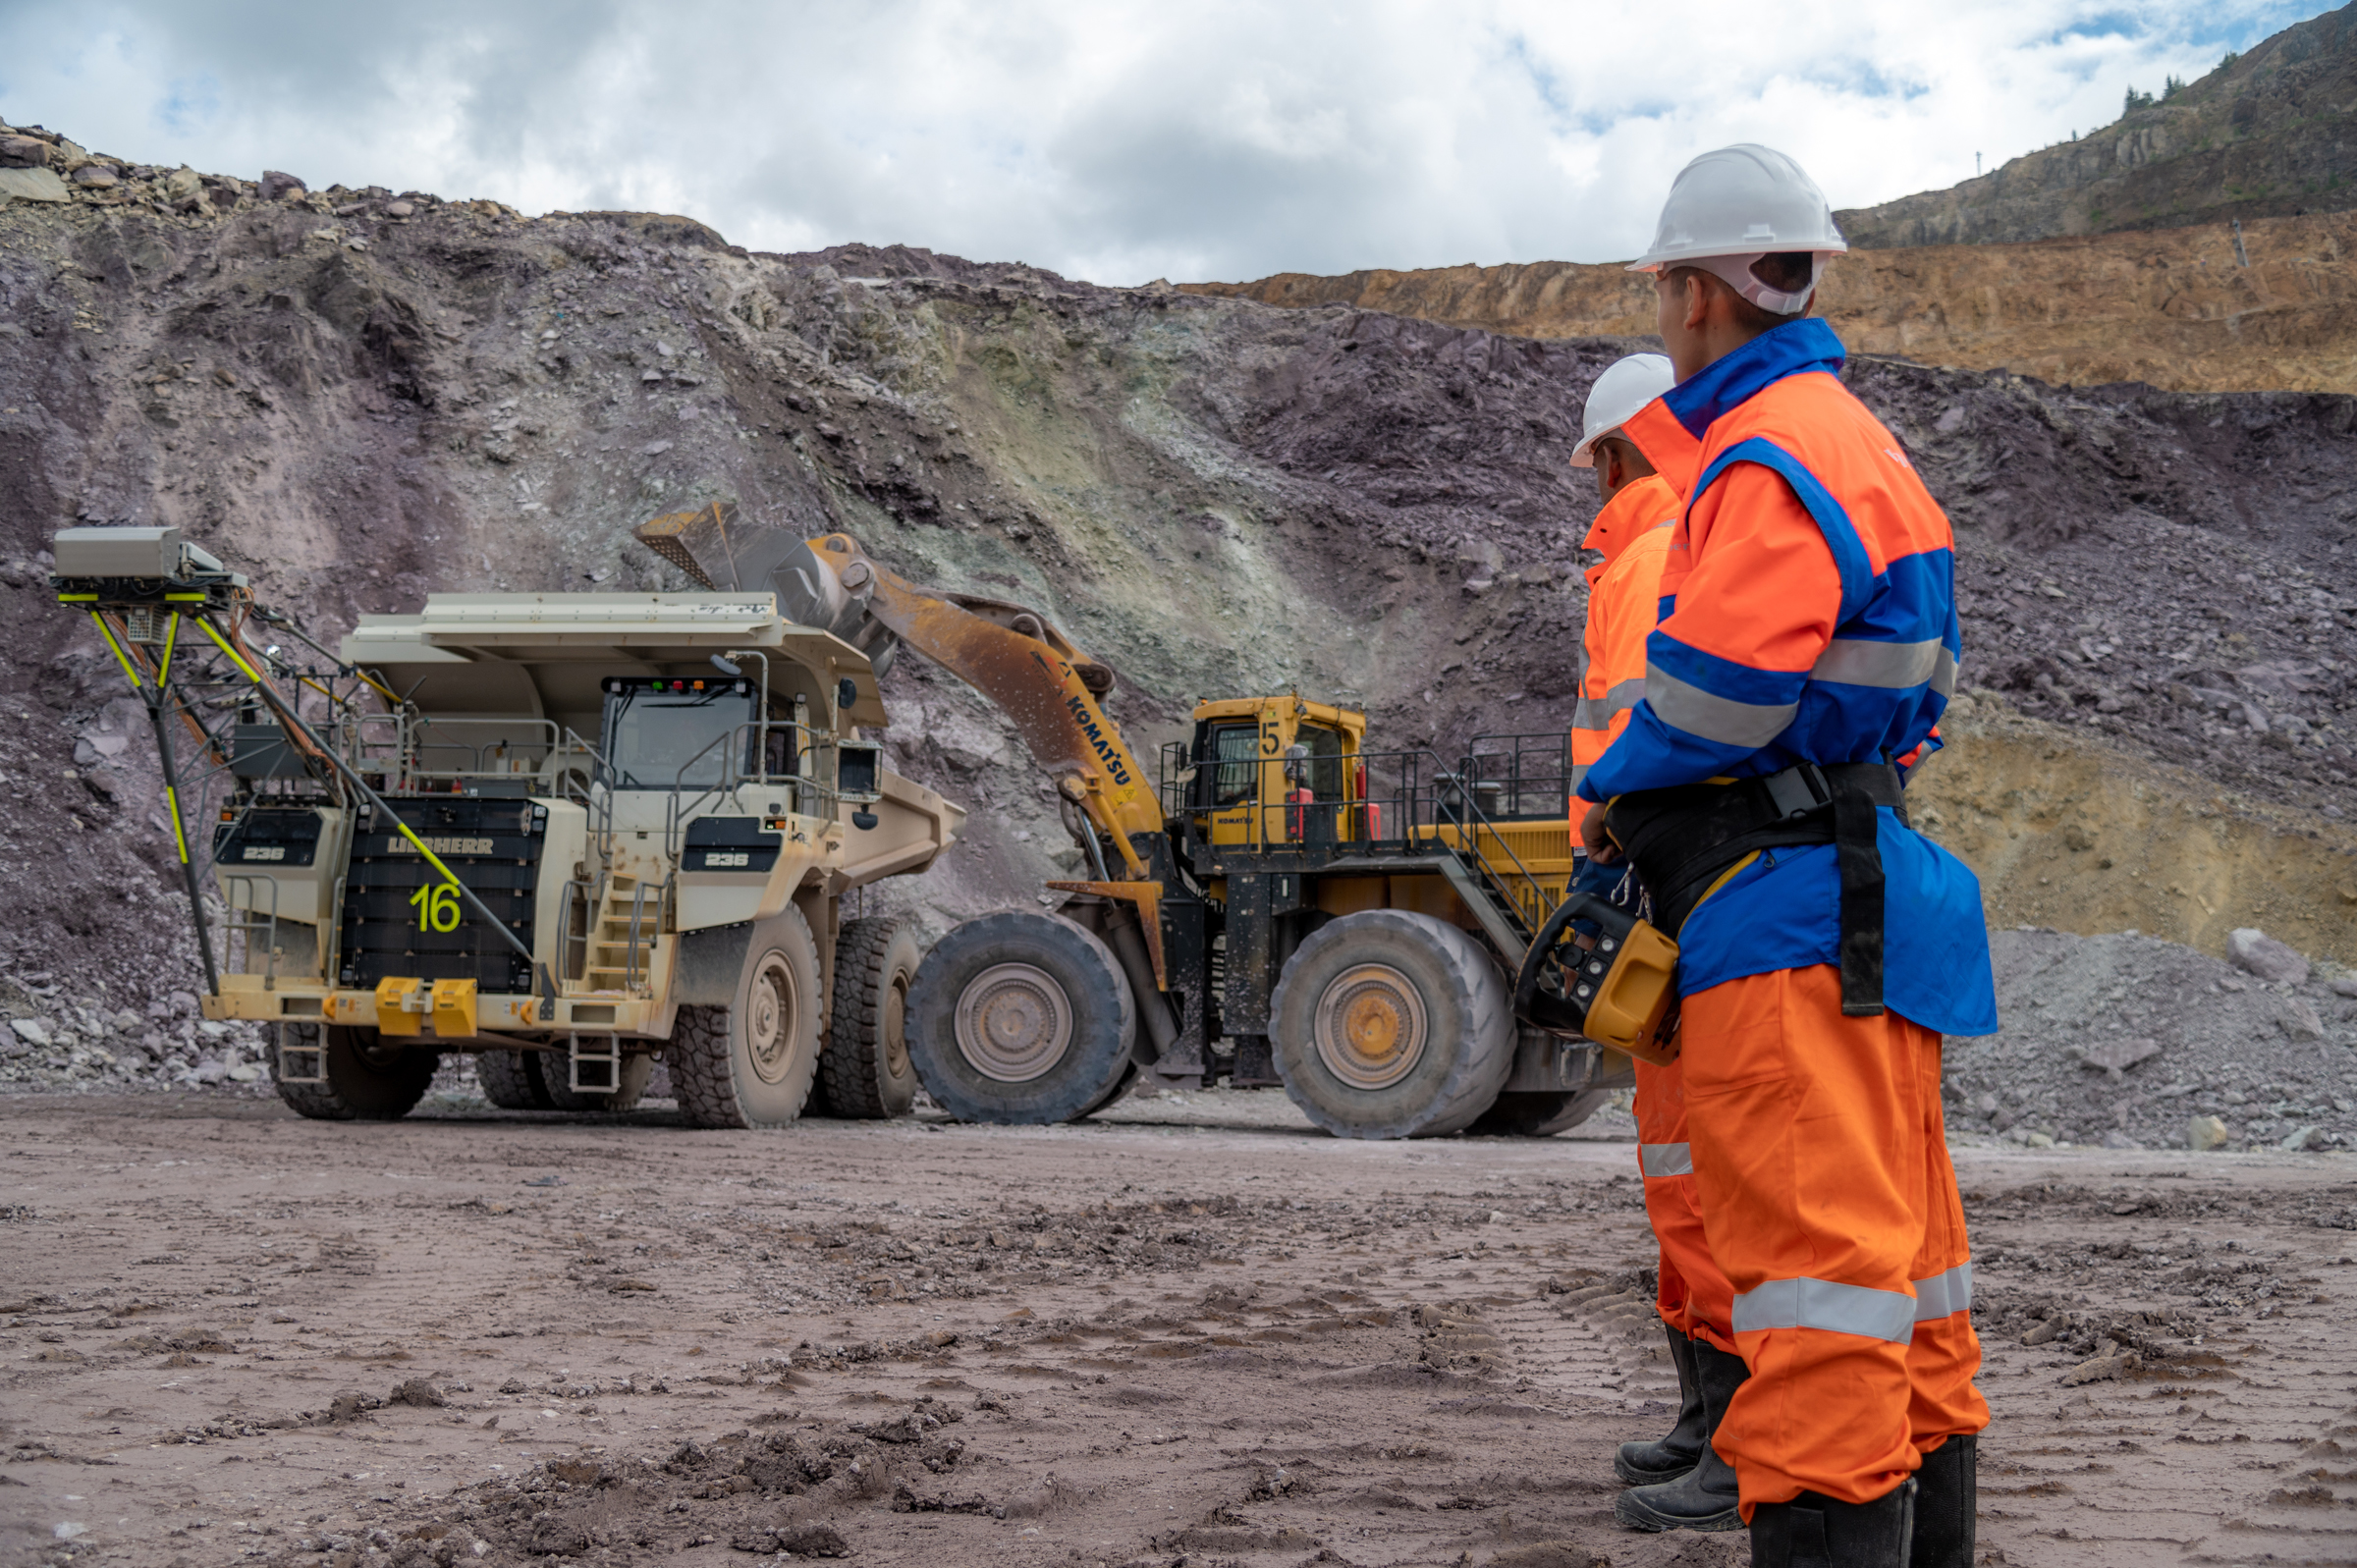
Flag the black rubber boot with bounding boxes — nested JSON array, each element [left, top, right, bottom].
[[1615, 1325, 1706, 1486], [1749, 1480, 1916, 1568], [1908, 1435, 1975, 1568], [1615, 1337, 1748, 1532]]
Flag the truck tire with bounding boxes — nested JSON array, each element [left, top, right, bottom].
[[668, 905, 825, 1129], [477, 1049, 553, 1110], [816, 916, 922, 1119], [1469, 1088, 1612, 1137], [1268, 909, 1513, 1140], [272, 1023, 436, 1122], [905, 911, 1135, 1124]]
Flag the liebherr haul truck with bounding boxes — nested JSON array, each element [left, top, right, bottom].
[[48, 524, 963, 1127]]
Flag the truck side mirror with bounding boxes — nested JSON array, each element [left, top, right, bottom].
[[837, 676, 857, 713]]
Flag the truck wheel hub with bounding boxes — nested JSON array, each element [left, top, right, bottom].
[[746, 953, 800, 1084], [956, 963, 1072, 1083], [1316, 963, 1426, 1090]]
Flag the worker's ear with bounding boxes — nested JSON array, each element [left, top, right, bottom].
[[1679, 271, 1715, 335]]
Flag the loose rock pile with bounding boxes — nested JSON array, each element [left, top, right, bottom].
[[1947, 926, 2357, 1152], [0, 118, 462, 222], [0, 895, 274, 1092]]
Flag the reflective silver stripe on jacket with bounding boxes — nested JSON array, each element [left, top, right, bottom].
[[1730, 1275, 1917, 1343], [1911, 1262, 1973, 1323], [1639, 1142, 1693, 1177], [1645, 663, 1799, 748], [1811, 637, 1958, 697], [1573, 676, 1648, 733]]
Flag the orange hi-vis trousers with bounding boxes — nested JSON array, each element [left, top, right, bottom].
[[1634, 1056, 1735, 1354], [1680, 963, 1987, 1516]]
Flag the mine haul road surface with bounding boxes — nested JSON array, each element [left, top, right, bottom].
[[2, 1091, 2355, 1568]]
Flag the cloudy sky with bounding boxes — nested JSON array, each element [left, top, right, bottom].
[[0, 0, 2332, 285]]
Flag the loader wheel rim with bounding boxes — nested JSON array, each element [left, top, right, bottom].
[[1315, 963, 1427, 1090], [955, 963, 1073, 1083], [883, 974, 911, 1082], [746, 952, 799, 1085]]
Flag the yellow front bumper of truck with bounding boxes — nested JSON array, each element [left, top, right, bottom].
[[201, 974, 666, 1037]]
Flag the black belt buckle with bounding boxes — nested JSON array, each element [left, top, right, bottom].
[[1762, 763, 1830, 821]]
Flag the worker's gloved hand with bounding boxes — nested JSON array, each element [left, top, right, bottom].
[[1581, 802, 1621, 864]]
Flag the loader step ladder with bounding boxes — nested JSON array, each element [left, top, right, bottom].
[[581, 873, 662, 996], [1438, 853, 1538, 966]]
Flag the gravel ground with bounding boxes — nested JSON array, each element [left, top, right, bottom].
[[4, 1094, 2357, 1568]]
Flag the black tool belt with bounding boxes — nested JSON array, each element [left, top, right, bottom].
[[1606, 760, 1907, 1017]]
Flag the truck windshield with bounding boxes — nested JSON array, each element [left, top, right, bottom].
[[602, 680, 757, 789]]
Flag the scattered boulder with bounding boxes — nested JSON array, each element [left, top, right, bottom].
[[0, 136, 49, 168], [387, 1378, 446, 1408], [258, 170, 306, 202], [70, 164, 117, 189], [2187, 1114, 2230, 1152], [2281, 1000, 2328, 1040], [2060, 1349, 2140, 1385], [2228, 928, 2310, 985], [2079, 1038, 2162, 1080]]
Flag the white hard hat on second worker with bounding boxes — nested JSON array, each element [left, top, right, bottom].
[[1570, 353, 1674, 468], [1628, 144, 1847, 315]]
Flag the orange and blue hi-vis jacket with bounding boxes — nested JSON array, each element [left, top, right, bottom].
[[1569, 471, 1680, 801], [1582, 319, 1998, 1037]]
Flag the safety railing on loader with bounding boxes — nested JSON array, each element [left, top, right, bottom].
[[1158, 738, 1579, 941]]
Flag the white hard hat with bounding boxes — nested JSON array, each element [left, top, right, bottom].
[[1570, 353, 1675, 468], [1627, 144, 1847, 315]]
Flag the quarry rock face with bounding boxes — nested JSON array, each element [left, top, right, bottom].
[[1184, 210, 2357, 396]]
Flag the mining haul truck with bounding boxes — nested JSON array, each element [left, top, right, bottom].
[[48, 524, 964, 1127], [634, 512, 1631, 1141]]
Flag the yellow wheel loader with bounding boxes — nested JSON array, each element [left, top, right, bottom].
[[636, 512, 1630, 1140]]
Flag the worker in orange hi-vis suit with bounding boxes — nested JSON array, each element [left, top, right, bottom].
[[1581, 145, 1996, 1568], [1565, 353, 1744, 1538]]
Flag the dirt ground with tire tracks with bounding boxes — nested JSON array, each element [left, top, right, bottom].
[[6, 1092, 2357, 1568]]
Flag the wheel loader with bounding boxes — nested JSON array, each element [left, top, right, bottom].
[[633, 512, 1632, 1140], [47, 523, 963, 1127]]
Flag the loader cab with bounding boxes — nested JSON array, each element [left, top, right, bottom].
[[1188, 696, 1367, 848]]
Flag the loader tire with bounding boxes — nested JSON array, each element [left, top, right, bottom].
[[1269, 909, 1513, 1140], [667, 905, 825, 1129], [816, 916, 922, 1119], [271, 1023, 436, 1122], [1468, 1088, 1612, 1137], [477, 1049, 554, 1109], [905, 911, 1135, 1124]]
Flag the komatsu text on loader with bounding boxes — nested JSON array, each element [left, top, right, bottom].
[[636, 511, 1631, 1140]]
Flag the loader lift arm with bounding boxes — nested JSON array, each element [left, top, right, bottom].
[[747, 531, 1163, 879]]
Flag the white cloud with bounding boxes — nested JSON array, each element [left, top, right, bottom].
[[0, 0, 2330, 285]]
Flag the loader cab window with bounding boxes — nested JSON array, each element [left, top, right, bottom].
[[1201, 723, 1264, 808], [1292, 724, 1346, 800], [600, 677, 757, 789]]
